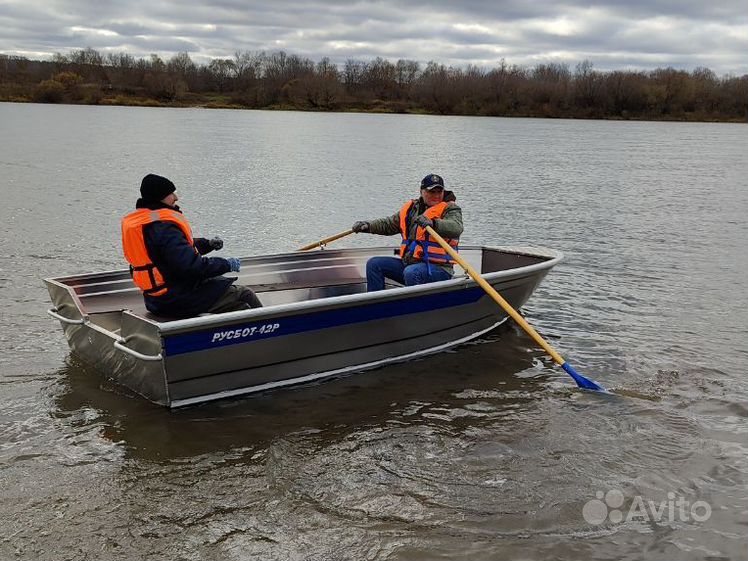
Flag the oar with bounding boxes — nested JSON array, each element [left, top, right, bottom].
[[425, 225, 607, 392], [298, 229, 354, 251]]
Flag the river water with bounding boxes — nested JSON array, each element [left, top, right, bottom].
[[0, 103, 746, 560]]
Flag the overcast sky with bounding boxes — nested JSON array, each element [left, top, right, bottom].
[[1, 0, 746, 75]]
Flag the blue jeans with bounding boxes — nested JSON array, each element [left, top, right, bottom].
[[365, 256, 452, 292]]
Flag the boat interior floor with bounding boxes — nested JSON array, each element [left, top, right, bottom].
[[81, 276, 405, 331]]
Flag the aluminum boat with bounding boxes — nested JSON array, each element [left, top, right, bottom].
[[45, 245, 562, 407]]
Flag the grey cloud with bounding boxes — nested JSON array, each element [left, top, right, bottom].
[[402, 0, 745, 23], [103, 21, 153, 37], [119, 36, 202, 54], [573, 0, 746, 22], [0, 0, 745, 75]]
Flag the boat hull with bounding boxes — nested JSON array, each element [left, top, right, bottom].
[[45, 246, 560, 407]]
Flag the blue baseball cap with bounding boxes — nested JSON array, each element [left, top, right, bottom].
[[420, 174, 444, 190]]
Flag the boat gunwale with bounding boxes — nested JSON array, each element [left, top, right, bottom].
[[44, 245, 563, 334], [157, 245, 563, 334]]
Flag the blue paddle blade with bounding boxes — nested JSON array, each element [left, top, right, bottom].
[[561, 362, 608, 392]]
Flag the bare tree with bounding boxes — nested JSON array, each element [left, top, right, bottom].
[[394, 59, 420, 99], [343, 59, 366, 94], [574, 60, 601, 112], [207, 58, 235, 92]]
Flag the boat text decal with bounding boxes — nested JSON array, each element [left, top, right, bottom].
[[211, 323, 281, 343], [163, 286, 487, 356]]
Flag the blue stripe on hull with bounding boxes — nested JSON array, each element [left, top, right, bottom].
[[164, 286, 486, 356]]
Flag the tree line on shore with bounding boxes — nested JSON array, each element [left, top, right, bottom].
[[1, 48, 745, 121]]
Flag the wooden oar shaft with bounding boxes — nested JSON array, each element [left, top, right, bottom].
[[425, 226, 566, 366], [298, 229, 354, 251]]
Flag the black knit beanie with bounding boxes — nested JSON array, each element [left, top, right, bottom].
[[140, 174, 176, 202]]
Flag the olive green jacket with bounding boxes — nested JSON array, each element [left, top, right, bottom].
[[367, 198, 464, 274]]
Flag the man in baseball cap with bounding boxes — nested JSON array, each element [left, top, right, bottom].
[[351, 173, 462, 291]]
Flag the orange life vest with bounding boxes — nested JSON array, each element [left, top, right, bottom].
[[121, 208, 196, 297], [398, 200, 459, 264]]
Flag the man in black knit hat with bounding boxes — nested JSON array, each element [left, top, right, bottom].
[[121, 173, 262, 318]]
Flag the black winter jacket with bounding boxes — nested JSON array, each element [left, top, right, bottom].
[[135, 200, 234, 318]]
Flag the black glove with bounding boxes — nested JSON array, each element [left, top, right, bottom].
[[209, 236, 224, 251], [415, 215, 433, 228], [352, 221, 370, 233]]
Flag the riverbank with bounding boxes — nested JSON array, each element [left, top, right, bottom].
[[3, 50, 746, 123], [2, 93, 744, 123]]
